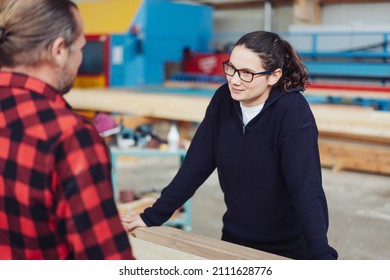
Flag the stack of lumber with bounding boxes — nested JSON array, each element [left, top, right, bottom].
[[66, 88, 208, 122], [66, 88, 390, 175], [129, 226, 288, 260], [311, 104, 390, 175]]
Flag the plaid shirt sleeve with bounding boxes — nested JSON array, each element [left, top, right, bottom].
[[54, 121, 134, 260]]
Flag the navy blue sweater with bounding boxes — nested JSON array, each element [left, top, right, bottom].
[[142, 83, 338, 259]]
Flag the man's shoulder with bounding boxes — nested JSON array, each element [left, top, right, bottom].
[[54, 108, 99, 139]]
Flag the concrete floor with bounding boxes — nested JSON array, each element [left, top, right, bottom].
[[116, 155, 390, 260]]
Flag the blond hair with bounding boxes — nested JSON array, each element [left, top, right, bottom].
[[0, 0, 79, 66]]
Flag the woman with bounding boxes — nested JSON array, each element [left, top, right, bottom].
[[122, 31, 338, 260]]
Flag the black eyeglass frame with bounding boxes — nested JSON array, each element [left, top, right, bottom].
[[222, 60, 274, 82]]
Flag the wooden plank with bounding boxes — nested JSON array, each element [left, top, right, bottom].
[[129, 237, 206, 260], [311, 104, 390, 144], [319, 137, 390, 174], [66, 88, 209, 123], [129, 226, 289, 260]]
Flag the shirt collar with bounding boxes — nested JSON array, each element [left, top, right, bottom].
[[0, 71, 70, 108]]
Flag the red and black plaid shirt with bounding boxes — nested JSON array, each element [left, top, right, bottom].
[[0, 72, 134, 259]]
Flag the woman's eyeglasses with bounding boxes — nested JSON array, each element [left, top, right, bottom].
[[222, 60, 273, 82]]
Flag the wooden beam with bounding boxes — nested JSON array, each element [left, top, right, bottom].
[[129, 237, 206, 260], [66, 88, 209, 123], [310, 104, 390, 144], [129, 226, 289, 260], [293, 0, 322, 24], [319, 137, 390, 175]]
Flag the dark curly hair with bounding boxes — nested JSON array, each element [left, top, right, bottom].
[[234, 31, 310, 91]]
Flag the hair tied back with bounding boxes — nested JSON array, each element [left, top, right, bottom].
[[0, 26, 9, 44]]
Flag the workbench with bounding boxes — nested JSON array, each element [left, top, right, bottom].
[[129, 226, 289, 260]]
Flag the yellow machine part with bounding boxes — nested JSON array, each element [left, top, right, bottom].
[[73, 75, 106, 88], [78, 0, 143, 34]]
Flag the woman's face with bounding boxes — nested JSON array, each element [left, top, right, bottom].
[[227, 45, 275, 107]]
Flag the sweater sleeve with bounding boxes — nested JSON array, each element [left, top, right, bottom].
[[279, 96, 338, 260], [141, 95, 218, 226]]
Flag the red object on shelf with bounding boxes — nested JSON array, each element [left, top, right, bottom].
[[183, 52, 229, 76]]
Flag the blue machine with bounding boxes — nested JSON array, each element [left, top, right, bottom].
[[77, 0, 213, 88], [109, 0, 213, 87]]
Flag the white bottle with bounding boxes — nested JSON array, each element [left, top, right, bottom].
[[167, 122, 180, 151]]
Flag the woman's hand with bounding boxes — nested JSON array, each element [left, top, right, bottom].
[[121, 213, 147, 232]]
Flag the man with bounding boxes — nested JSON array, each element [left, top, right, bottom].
[[0, 0, 134, 259]]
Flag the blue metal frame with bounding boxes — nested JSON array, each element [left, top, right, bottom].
[[214, 31, 390, 84], [305, 61, 390, 79], [283, 31, 390, 84]]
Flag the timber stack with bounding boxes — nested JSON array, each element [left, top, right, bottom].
[[66, 88, 390, 176]]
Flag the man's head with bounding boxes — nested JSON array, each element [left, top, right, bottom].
[[0, 0, 86, 93]]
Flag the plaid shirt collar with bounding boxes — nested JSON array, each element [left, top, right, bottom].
[[0, 71, 71, 109]]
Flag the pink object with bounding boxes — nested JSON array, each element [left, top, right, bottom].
[[94, 113, 120, 136], [119, 190, 136, 203]]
